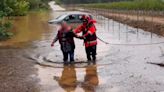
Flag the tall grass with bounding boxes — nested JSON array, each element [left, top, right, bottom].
[[81, 0, 164, 10]]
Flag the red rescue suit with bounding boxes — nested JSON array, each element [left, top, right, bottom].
[[75, 20, 97, 48], [74, 19, 97, 61]]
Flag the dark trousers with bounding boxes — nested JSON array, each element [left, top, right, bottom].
[[85, 45, 97, 61], [62, 50, 74, 62]]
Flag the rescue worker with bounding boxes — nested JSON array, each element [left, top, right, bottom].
[[51, 21, 79, 64], [74, 15, 97, 62]]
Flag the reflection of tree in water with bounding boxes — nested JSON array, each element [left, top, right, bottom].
[[58, 66, 77, 92], [82, 65, 99, 92]]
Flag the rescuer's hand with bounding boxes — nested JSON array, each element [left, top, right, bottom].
[[79, 36, 84, 39], [76, 35, 83, 39]]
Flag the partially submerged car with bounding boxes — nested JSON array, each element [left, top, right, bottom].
[[48, 12, 93, 24]]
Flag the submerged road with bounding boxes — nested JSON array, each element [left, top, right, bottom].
[[0, 1, 164, 92]]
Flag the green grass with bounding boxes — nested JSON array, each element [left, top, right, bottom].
[[80, 0, 164, 10]]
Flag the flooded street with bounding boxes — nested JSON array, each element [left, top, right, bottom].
[[0, 1, 164, 92]]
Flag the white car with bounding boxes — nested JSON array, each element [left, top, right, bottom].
[[48, 12, 93, 24]]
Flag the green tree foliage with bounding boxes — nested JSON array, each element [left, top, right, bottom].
[[0, 11, 13, 40], [0, 0, 50, 16], [28, 0, 51, 10], [0, 0, 29, 16], [11, 0, 29, 16]]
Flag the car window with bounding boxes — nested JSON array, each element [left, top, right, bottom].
[[56, 14, 67, 20], [64, 14, 79, 23], [78, 15, 83, 20], [64, 15, 75, 21], [69, 15, 76, 20], [64, 14, 93, 23]]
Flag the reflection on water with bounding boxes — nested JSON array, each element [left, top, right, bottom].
[[55, 65, 99, 92], [57, 66, 77, 92], [59, 66, 77, 92], [82, 65, 99, 92]]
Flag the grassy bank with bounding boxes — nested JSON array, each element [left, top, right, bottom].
[[80, 0, 164, 11]]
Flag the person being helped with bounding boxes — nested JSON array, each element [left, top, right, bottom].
[[74, 15, 97, 62], [51, 21, 79, 64]]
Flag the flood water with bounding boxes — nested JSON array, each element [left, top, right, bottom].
[[0, 11, 59, 47], [0, 1, 164, 92]]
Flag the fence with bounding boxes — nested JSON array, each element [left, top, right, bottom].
[[76, 7, 164, 45]]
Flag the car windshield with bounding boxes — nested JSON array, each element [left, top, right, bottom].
[[55, 14, 67, 20]]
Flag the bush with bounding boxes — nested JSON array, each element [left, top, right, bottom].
[[0, 22, 13, 40], [0, 11, 13, 40], [13, 1, 29, 16], [0, 0, 29, 16], [0, 0, 49, 16], [28, 0, 50, 10]]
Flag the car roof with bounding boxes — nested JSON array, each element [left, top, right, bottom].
[[63, 11, 92, 16], [48, 11, 93, 24]]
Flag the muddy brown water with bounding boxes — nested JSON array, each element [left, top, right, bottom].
[[0, 11, 57, 47]]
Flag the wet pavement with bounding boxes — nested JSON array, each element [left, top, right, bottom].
[[0, 1, 164, 92]]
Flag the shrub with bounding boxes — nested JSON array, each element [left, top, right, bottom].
[[0, 11, 13, 40]]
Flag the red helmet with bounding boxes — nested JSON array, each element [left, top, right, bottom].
[[81, 15, 96, 24]]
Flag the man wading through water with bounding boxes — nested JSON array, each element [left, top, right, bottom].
[[75, 15, 97, 63], [51, 21, 81, 64]]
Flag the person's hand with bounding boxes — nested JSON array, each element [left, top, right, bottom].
[[78, 36, 84, 39], [51, 43, 54, 47]]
